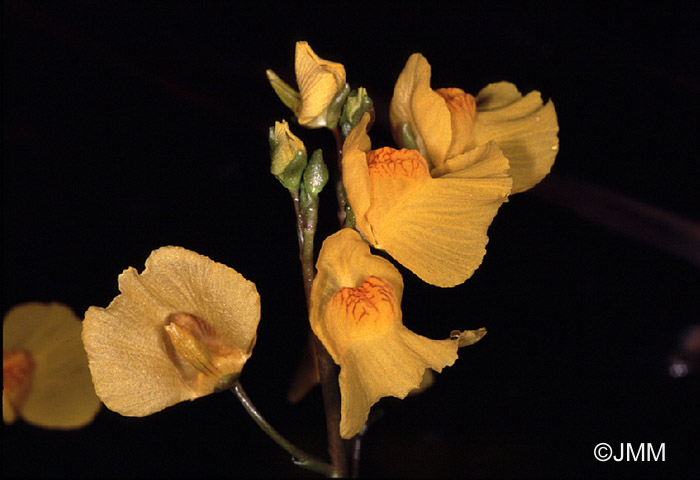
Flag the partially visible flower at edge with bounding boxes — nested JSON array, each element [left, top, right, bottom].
[[343, 113, 512, 287], [3, 302, 101, 429], [82, 246, 260, 417], [267, 41, 347, 128], [390, 53, 559, 194], [309, 228, 486, 438]]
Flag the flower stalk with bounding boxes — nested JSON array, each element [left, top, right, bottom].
[[285, 147, 347, 477], [231, 382, 336, 477]]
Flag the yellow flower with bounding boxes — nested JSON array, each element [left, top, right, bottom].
[[309, 228, 487, 439], [3, 302, 101, 429], [343, 113, 512, 287], [390, 53, 559, 193], [267, 41, 347, 128], [82, 246, 260, 417]]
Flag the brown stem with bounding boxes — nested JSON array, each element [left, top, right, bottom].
[[313, 336, 348, 477], [351, 432, 363, 478]]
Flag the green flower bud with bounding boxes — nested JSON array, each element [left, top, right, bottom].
[[270, 120, 307, 190], [340, 87, 375, 137], [302, 149, 328, 196]]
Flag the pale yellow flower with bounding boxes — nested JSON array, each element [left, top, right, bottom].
[[267, 41, 347, 128], [309, 228, 486, 438], [82, 246, 260, 417], [3, 302, 101, 429], [390, 53, 559, 193], [343, 113, 512, 287]]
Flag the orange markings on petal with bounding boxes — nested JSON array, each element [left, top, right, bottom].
[[164, 312, 246, 393], [367, 147, 431, 180], [436, 88, 476, 117], [167, 312, 219, 354], [363, 147, 432, 241], [331, 276, 399, 339], [3, 350, 35, 414]]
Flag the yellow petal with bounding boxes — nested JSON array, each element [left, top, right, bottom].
[[474, 81, 523, 110], [3, 393, 17, 424], [343, 111, 372, 155], [3, 303, 101, 429], [390, 53, 453, 169], [455, 327, 488, 347], [310, 230, 488, 438], [337, 327, 460, 438], [342, 113, 375, 243], [389, 54, 421, 147], [473, 82, 559, 193], [82, 246, 260, 416], [365, 147, 432, 236], [346, 142, 511, 287], [3, 350, 34, 425], [310, 229, 403, 361], [295, 41, 346, 127], [408, 63, 452, 169], [435, 87, 477, 160]]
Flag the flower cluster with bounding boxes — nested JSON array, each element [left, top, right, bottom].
[[269, 43, 559, 438], [71, 42, 557, 454]]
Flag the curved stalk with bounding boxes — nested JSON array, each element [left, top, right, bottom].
[[232, 382, 336, 477]]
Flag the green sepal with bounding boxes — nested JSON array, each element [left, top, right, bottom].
[[324, 83, 351, 129], [273, 149, 307, 190], [215, 373, 240, 392], [400, 122, 418, 150], [266, 69, 301, 114], [340, 87, 375, 137]]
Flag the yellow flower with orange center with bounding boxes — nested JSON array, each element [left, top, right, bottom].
[[343, 113, 512, 287], [310, 228, 487, 438], [267, 41, 347, 128], [390, 53, 559, 193], [3, 302, 101, 429], [82, 246, 260, 417]]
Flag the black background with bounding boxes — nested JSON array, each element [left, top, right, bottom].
[[3, 1, 700, 478]]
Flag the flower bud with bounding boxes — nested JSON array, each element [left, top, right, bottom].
[[302, 149, 329, 197], [267, 42, 347, 129], [269, 120, 307, 190]]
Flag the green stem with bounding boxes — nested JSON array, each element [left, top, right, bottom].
[[330, 126, 349, 227], [291, 188, 315, 305], [232, 382, 336, 477], [300, 194, 318, 308]]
